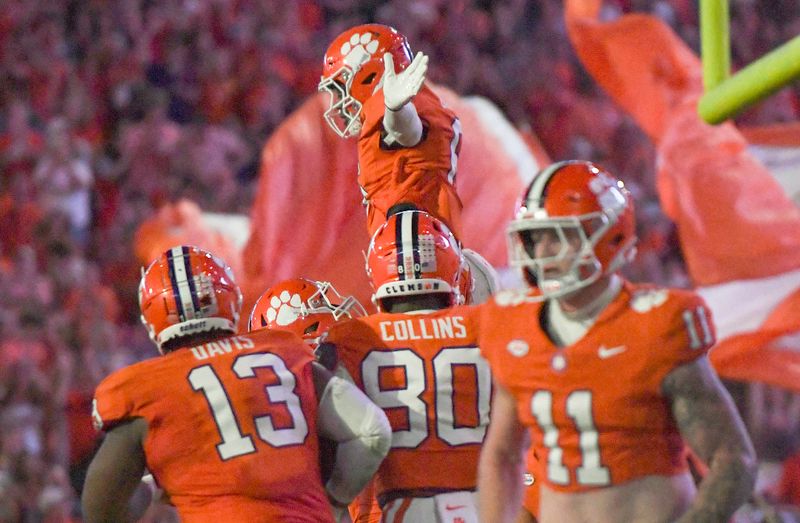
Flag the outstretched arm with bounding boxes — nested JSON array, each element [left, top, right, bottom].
[[478, 383, 529, 523], [82, 418, 149, 523], [662, 356, 757, 523], [382, 52, 428, 147]]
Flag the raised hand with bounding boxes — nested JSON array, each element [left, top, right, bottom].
[[382, 52, 428, 111]]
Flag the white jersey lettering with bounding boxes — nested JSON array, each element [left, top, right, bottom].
[[378, 317, 468, 342]]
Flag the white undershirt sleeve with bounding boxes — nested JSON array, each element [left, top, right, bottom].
[[317, 376, 392, 505], [382, 102, 423, 147]]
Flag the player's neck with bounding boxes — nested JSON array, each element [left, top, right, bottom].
[[384, 294, 449, 314], [556, 273, 622, 320], [162, 331, 232, 354]]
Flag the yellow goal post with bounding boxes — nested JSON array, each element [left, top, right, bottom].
[[698, 0, 800, 124]]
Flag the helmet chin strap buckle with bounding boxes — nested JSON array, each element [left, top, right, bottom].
[[347, 119, 362, 137]]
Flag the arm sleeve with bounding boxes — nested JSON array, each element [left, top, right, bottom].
[[92, 369, 137, 432], [657, 291, 716, 373], [316, 376, 392, 504], [382, 102, 423, 147]]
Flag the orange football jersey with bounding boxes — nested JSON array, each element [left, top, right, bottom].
[[476, 281, 715, 493], [326, 309, 489, 499], [357, 84, 463, 238], [92, 329, 333, 522]]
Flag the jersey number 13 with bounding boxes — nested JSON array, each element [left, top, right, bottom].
[[188, 352, 308, 460]]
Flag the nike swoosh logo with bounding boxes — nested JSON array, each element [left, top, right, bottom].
[[445, 505, 466, 510], [598, 345, 627, 359]]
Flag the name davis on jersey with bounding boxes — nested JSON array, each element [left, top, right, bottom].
[[190, 335, 256, 360]]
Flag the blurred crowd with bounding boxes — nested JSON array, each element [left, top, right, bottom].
[[0, 0, 799, 521]]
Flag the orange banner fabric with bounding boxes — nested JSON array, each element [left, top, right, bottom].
[[565, 0, 800, 391], [564, 0, 800, 286], [134, 199, 242, 283]]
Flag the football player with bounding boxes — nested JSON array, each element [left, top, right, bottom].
[[248, 276, 369, 509], [318, 23, 500, 326], [476, 161, 756, 522], [82, 246, 391, 523], [318, 24, 463, 240], [323, 210, 490, 523], [248, 278, 381, 523]]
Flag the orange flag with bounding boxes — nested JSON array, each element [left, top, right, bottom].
[[565, 0, 800, 285], [134, 199, 242, 282], [565, 0, 800, 390], [708, 282, 800, 393]]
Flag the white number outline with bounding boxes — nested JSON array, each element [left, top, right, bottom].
[[530, 390, 610, 486], [361, 345, 491, 449], [682, 305, 714, 350], [433, 346, 492, 445], [188, 352, 309, 461]]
